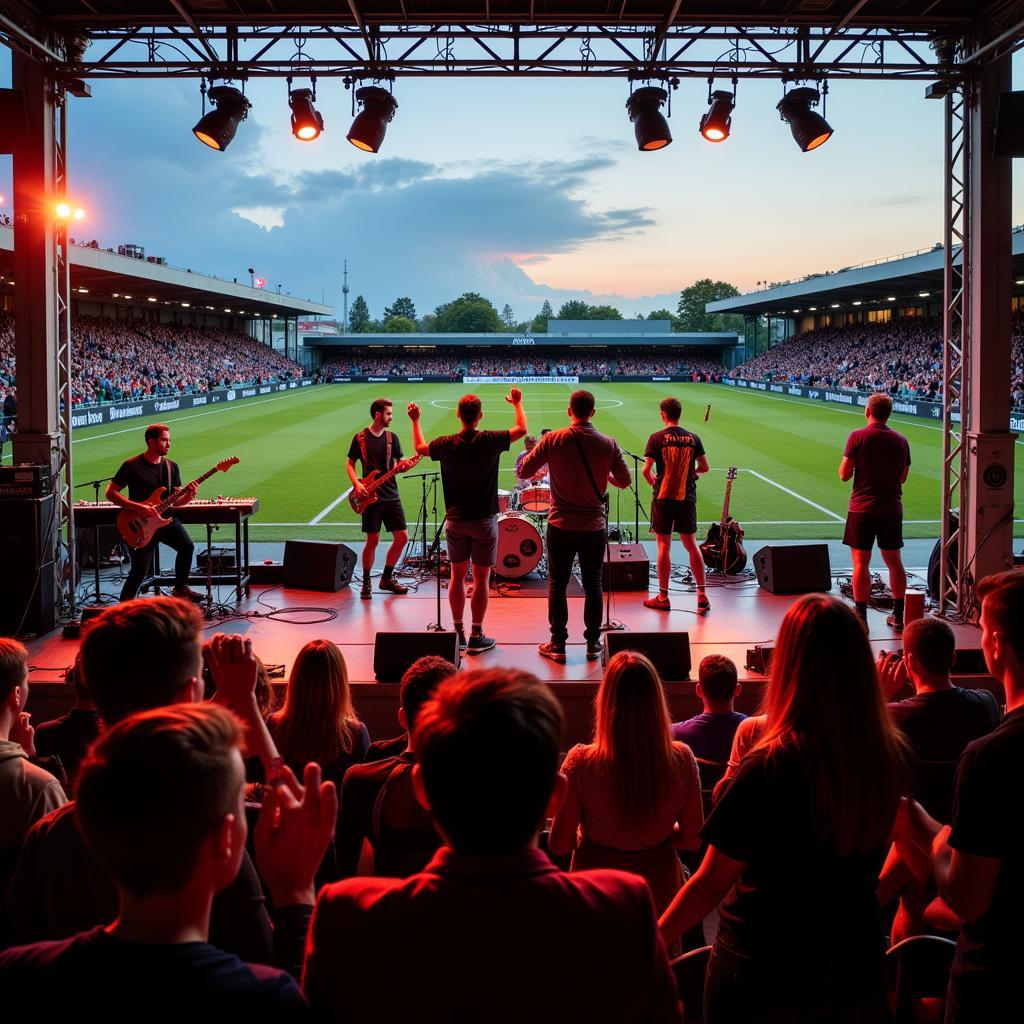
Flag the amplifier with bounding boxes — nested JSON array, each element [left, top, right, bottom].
[[0, 464, 54, 500], [198, 547, 237, 571], [601, 543, 650, 591]]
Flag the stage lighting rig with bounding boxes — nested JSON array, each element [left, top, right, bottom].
[[193, 83, 251, 152], [289, 78, 324, 142], [347, 85, 398, 153], [700, 81, 736, 143], [626, 85, 672, 152], [777, 85, 833, 152]]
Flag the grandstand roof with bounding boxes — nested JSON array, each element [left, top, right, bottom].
[[305, 329, 739, 347], [0, 225, 331, 319], [706, 230, 1024, 318]]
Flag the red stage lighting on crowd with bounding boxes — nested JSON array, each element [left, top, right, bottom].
[[626, 87, 672, 151], [700, 90, 735, 143], [193, 85, 251, 152], [777, 87, 833, 152], [347, 87, 398, 153], [289, 87, 324, 142]]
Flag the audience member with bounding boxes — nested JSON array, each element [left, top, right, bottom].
[[33, 657, 102, 792], [303, 668, 683, 1022], [670, 655, 747, 765], [660, 594, 909, 1021], [335, 656, 455, 877]]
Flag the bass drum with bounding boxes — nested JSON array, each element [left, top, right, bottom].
[[495, 512, 543, 579]]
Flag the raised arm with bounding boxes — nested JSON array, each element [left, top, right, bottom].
[[505, 386, 527, 442], [407, 403, 430, 456]]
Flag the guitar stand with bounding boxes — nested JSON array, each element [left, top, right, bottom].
[[203, 523, 218, 620], [425, 516, 448, 634]]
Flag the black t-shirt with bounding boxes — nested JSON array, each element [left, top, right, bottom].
[[644, 427, 705, 502], [889, 687, 1000, 763], [0, 927, 307, 1019], [428, 429, 511, 521], [33, 709, 103, 786], [347, 430, 403, 503], [703, 747, 888, 973], [948, 707, 1024, 986], [844, 422, 911, 515], [112, 455, 182, 504]]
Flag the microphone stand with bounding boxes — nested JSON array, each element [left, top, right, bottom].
[[619, 449, 649, 543], [425, 477, 447, 635], [75, 476, 113, 606]]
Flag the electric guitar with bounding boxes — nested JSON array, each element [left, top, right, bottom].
[[699, 466, 748, 574], [117, 457, 239, 549], [349, 454, 422, 514]]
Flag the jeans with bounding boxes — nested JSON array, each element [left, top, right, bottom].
[[545, 523, 606, 644], [120, 517, 195, 601]]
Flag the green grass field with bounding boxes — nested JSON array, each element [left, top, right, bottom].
[[69, 382, 1024, 543]]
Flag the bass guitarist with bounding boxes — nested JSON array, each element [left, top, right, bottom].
[[642, 396, 710, 615], [347, 398, 416, 599], [106, 423, 202, 603]]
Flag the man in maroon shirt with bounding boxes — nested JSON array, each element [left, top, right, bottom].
[[838, 393, 912, 630]]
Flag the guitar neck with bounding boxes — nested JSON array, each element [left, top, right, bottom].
[[720, 479, 733, 530], [154, 465, 218, 513]]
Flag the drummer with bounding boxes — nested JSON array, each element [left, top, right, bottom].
[[408, 388, 528, 655], [514, 434, 547, 489]]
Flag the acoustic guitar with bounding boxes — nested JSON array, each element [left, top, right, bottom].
[[349, 454, 422, 514], [117, 457, 239, 549], [699, 466, 748, 574]]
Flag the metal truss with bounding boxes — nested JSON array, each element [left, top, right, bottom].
[[0, 23, 958, 81]]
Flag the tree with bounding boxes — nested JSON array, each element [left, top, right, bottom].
[[647, 308, 674, 321], [418, 313, 438, 333], [501, 304, 516, 330], [348, 295, 371, 333], [587, 304, 623, 320], [556, 299, 590, 320], [433, 292, 502, 333], [676, 279, 745, 333], [383, 315, 416, 333], [383, 296, 417, 322], [530, 300, 553, 334]]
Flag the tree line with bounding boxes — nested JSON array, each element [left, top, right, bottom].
[[343, 279, 744, 335]]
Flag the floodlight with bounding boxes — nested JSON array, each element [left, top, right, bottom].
[[193, 85, 251, 152], [777, 87, 833, 152], [700, 90, 735, 143], [289, 87, 324, 142], [626, 87, 672, 151], [347, 87, 398, 153]]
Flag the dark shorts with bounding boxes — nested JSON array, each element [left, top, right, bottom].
[[843, 511, 903, 550], [445, 516, 498, 567], [362, 500, 407, 535], [651, 499, 698, 537]]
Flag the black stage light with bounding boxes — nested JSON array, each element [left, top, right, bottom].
[[193, 85, 251, 151], [347, 86, 398, 153], [626, 86, 672, 151], [777, 87, 833, 152], [289, 88, 324, 142], [700, 90, 735, 143]]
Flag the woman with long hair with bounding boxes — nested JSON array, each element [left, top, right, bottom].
[[268, 639, 369, 786], [660, 594, 909, 1022], [548, 651, 703, 917]]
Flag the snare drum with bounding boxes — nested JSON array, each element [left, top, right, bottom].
[[518, 485, 552, 517], [495, 512, 544, 579]]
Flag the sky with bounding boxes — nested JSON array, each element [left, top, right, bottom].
[[1, 43, 1022, 323]]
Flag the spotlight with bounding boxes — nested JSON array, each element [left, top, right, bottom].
[[347, 86, 397, 153], [289, 87, 324, 142], [777, 87, 833, 152], [700, 90, 735, 143], [626, 86, 672, 151], [193, 85, 251, 152]]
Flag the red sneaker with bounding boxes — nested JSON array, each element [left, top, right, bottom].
[[643, 594, 671, 611]]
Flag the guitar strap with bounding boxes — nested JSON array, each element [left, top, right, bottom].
[[358, 429, 393, 471], [570, 429, 609, 515]]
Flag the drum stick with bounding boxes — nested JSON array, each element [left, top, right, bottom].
[[704, 404, 711, 422]]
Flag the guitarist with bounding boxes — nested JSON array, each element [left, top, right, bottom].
[[105, 423, 202, 603], [642, 397, 710, 614], [347, 398, 416, 599]]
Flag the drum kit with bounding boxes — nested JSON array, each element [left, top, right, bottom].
[[494, 484, 552, 579]]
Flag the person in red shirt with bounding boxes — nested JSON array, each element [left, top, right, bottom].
[[838, 393, 911, 630]]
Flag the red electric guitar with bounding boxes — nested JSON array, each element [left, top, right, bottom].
[[349, 454, 422, 514]]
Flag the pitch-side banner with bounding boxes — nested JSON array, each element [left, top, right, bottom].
[[461, 375, 580, 385]]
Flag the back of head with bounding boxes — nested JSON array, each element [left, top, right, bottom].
[[569, 389, 595, 420], [457, 394, 482, 426], [660, 396, 682, 422], [400, 656, 457, 731], [759, 594, 907, 854], [0, 637, 28, 702], [76, 703, 243, 897], [80, 597, 203, 725], [866, 393, 892, 422], [413, 668, 563, 856], [903, 617, 956, 677], [977, 569, 1024, 666], [698, 654, 739, 705]]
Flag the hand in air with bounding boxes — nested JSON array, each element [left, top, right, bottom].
[[505, 387, 523, 406], [876, 649, 909, 698], [407, 402, 420, 421], [205, 634, 259, 710]]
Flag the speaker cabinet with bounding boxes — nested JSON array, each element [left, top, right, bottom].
[[601, 543, 650, 591], [753, 544, 832, 595], [75, 525, 123, 568], [373, 631, 461, 682], [283, 540, 357, 591], [0, 494, 57, 635], [602, 631, 691, 681]]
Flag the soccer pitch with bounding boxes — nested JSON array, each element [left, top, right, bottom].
[[69, 382, 1024, 543]]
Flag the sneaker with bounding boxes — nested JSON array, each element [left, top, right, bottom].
[[171, 586, 205, 604], [379, 577, 409, 595], [585, 640, 603, 661], [538, 641, 566, 664], [697, 591, 711, 614], [455, 628, 467, 651], [643, 594, 671, 611], [886, 615, 904, 632], [466, 633, 496, 654], [360, 580, 372, 600]]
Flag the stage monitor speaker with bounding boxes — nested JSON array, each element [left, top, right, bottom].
[[601, 543, 650, 591], [602, 631, 691, 681], [373, 631, 461, 682], [283, 540, 357, 591], [0, 494, 57, 635], [76, 525, 123, 568], [753, 544, 832, 595], [993, 91, 1024, 157], [249, 561, 284, 586]]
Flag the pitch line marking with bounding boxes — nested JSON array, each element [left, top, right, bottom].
[[310, 487, 354, 524], [746, 469, 845, 522]]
